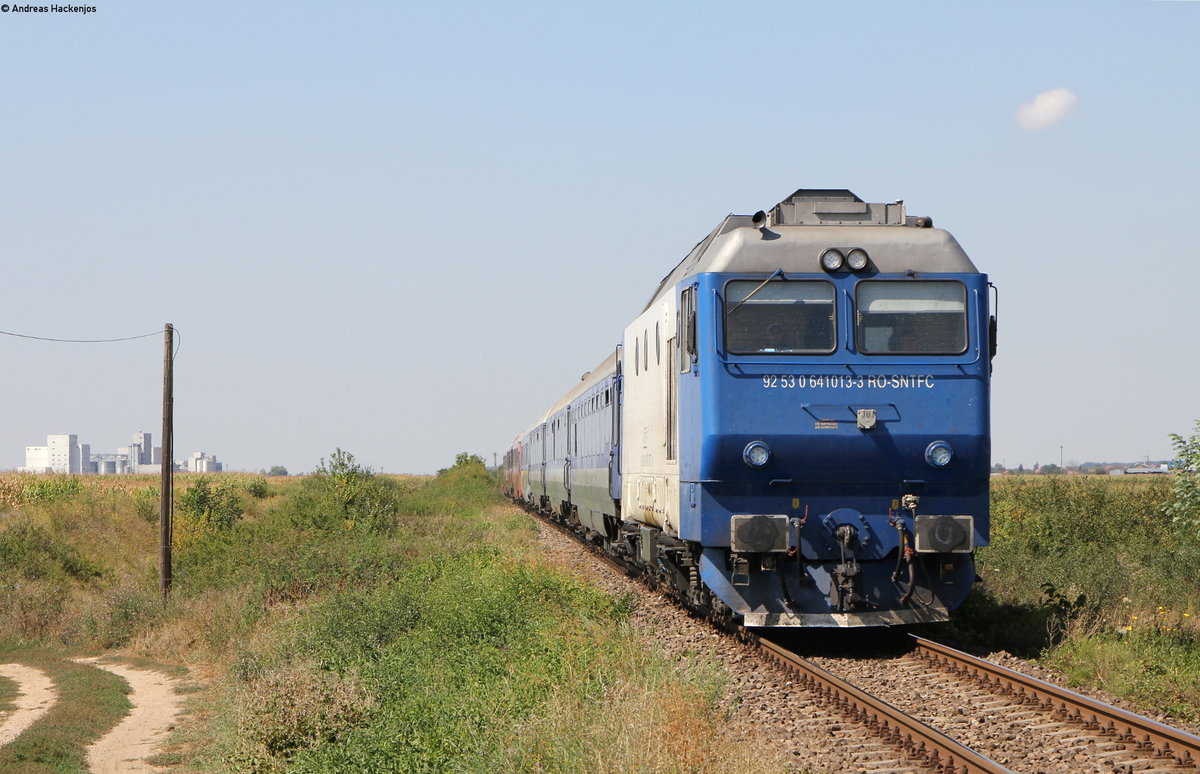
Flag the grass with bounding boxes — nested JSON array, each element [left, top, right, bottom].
[[0, 459, 791, 774], [0, 674, 17, 713], [0, 645, 131, 774], [948, 474, 1200, 723], [8, 461, 1195, 768], [1048, 625, 1200, 722]]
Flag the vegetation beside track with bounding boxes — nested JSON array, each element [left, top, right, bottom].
[[947, 463, 1200, 723], [0, 455, 788, 773], [4, 433, 1199, 768]]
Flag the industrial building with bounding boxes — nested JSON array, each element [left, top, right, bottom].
[[19, 431, 221, 474]]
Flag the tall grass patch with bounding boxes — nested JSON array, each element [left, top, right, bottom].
[[981, 476, 1191, 626], [965, 474, 1200, 720], [2, 458, 790, 772], [207, 544, 784, 774]]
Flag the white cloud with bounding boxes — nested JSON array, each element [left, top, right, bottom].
[[1016, 87, 1079, 130]]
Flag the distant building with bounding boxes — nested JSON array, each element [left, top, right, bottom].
[[183, 451, 223, 473], [1119, 463, 1170, 475], [19, 431, 220, 474], [20, 434, 85, 474]]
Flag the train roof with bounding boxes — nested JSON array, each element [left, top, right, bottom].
[[516, 349, 619, 437], [645, 189, 978, 311]]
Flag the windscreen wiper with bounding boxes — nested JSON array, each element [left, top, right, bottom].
[[727, 268, 784, 317]]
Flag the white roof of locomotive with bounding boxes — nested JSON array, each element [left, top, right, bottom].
[[645, 189, 978, 311]]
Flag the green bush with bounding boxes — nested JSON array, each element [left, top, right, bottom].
[[134, 485, 160, 523], [245, 478, 270, 500], [272, 449, 401, 535], [0, 519, 104, 582], [970, 469, 1200, 722], [226, 661, 375, 771], [980, 475, 1189, 622], [178, 478, 243, 531], [81, 579, 165, 649], [1049, 626, 1200, 723], [1165, 419, 1200, 535], [230, 547, 626, 773]]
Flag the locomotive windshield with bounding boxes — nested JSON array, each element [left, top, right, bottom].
[[856, 281, 967, 355], [725, 280, 835, 354]]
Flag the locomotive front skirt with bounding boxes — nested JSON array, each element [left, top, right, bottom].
[[503, 188, 994, 628]]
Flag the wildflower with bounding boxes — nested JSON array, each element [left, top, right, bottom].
[[1126, 626, 1133, 631]]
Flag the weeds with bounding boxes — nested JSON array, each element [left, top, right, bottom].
[[226, 660, 375, 772], [244, 477, 270, 499], [0, 518, 105, 582], [1164, 419, 1200, 535], [133, 485, 160, 523], [178, 478, 243, 533], [275, 449, 401, 534], [979, 475, 1192, 626], [21, 475, 84, 503], [962, 473, 1200, 721]]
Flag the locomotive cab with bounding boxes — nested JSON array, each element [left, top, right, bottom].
[[659, 190, 992, 626]]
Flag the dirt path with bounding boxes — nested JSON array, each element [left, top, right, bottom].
[[0, 663, 58, 746], [77, 659, 183, 774]]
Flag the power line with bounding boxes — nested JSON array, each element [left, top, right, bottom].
[[0, 328, 166, 344]]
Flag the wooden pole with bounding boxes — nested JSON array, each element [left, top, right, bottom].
[[160, 323, 173, 601]]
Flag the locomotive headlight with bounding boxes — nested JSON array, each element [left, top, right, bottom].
[[743, 440, 772, 467], [846, 248, 870, 271], [820, 249, 844, 272], [925, 440, 954, 468]]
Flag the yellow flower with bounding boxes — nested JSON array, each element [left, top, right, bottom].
[[1125, 626, 1133, 631], [1132, 616, 1138, 620]]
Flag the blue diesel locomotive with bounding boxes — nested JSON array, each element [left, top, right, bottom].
[[503, 188, 995, 627]]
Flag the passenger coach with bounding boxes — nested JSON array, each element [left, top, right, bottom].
[[505, 189, 995, 628]]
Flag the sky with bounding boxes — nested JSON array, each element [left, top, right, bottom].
[[0, 0, 1196, 474]]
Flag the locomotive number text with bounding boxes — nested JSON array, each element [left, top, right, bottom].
[[761, 374, 935, 389]]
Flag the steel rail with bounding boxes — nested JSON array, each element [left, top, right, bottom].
[[521, 501, 1015, 772], [753, 636, 1015, 774], [911, 635, 1200, 769]]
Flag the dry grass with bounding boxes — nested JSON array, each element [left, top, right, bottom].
[[224, 659, 376, 772], [496, 639, 788, 774], [1, 465, 797, 773]]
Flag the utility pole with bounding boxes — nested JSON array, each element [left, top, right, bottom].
[[159, 324, 173, 601]]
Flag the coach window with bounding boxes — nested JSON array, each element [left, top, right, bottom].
[[725, 280, 835, 354], [856, 281, 967, 355]]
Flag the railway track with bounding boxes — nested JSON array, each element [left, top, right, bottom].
[[909, 636, 1200, 770], [762, 631, 1200, 772], [753, 634, 1012, 773], [523, 501, 1200, 772]]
